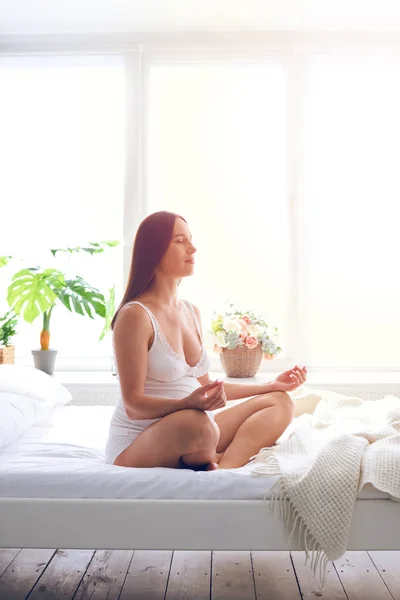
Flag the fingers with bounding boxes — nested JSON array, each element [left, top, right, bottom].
[[197, 380, 227, 410], [208, 396, 225, 410], [201, 379, 223, 392], [207, 388, 227, 411], [211, 401, 226, 410], [291, 365, 307, 384], [202, 381, 223, 403]]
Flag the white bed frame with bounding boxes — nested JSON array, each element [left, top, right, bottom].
[[1, 497, 400, 552], [2, 384, 399, 554]]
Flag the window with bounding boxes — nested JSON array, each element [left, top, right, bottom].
[[1, 41, 398, 373], [304, 53, 400, 368], [0, 55, 125, 368], [146, 63, 291, 360]]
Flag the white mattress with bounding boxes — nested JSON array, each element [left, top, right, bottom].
[[0, 405, 391, 501]]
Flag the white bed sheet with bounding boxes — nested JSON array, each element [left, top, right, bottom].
[[0, 405, 390, 501]]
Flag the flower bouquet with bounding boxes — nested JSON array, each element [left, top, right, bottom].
[[210, 304, 282, 377]]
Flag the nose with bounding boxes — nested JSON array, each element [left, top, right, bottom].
[[189, 242, 196, 253]]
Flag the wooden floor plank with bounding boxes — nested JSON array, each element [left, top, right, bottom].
[[0, 549, 21, 577], [291, 551, 347, 599], [165, 551, 211, 600], [0, 549, 55, 600], [73, 549, 133, 600], [251, 551, 301, 600], [368, 551, 400, 600], [3, 548, 397, 600], [27, 549, 95, 600], [211, 551, 256, 600], [119, 550, 172, 600], [333, 551, 393, 600]]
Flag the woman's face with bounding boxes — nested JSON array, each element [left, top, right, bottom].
[[157, 217, 197, 278]]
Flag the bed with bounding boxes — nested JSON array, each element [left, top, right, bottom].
[[1, 403, 399, 555]]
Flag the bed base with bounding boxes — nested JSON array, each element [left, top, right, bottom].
[[1, 498, 399, 551]]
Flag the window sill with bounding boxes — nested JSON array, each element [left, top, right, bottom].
[[54, 370, 400, 405], [56, 370, 400, 389]]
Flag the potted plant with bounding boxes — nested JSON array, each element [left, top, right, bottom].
[[0, 309, 18, 364], [1, 240, 118, 375], [210, 303, 282, 377]]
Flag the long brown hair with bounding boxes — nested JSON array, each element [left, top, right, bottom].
[[111, 210, 187, 330]]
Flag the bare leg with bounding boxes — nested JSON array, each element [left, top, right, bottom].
[[113, 409, 219, 469], [217, 403, 294, 469], [179, 420, 220, 470]]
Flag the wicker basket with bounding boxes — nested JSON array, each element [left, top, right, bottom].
[[0, 345, 15, 364], [220, 344, 263, 378]]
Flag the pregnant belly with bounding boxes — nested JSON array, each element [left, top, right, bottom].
[[144, 376, 201, 400]]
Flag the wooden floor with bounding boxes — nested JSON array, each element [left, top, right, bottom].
[[0, 549, 399, 599]]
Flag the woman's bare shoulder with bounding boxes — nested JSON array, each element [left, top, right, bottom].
[[114, 301, 153, 336]]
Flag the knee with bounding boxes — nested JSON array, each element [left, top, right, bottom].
[[196, 416, 220, 448], [276, 392, 296, 420], [181, 409, 220, 448]]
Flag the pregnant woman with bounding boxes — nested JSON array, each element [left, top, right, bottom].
[[105, 211, 306, 470]]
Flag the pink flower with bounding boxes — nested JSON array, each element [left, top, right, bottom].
[[245, 335, 258, 350], [263, 353, 274, 360], [214, 344, 223, 354], [242, 315, 252, 325]]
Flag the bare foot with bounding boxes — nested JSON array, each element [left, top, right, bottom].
[[206, 462, 219, 471]]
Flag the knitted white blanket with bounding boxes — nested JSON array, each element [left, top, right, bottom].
[[250, 387, 400, 587]]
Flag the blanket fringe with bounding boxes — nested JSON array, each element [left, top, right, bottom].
[[266, 468, 329, 590]]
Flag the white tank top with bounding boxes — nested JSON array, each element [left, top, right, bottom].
[[110, 299, 211, 429]]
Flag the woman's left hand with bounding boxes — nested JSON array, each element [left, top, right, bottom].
[[269, 365, 307, 392]]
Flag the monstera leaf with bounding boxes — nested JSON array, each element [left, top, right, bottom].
[[99, 285, 116, 341], [7, 268, 65, 323], [58, 276, 106, 319]]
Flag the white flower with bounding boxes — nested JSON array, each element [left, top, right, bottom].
[[244, 325, 257, 337], [253, 324, 266, 339], [222, 317, 242, 334], [215, 330, 228, 348]]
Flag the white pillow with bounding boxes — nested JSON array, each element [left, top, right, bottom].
[[0, 392, 53, 449], [0, 365, 72, 408]]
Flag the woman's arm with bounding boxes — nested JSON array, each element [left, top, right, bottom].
[[197, 372, 275, 401], [218, 379, 276, 401]]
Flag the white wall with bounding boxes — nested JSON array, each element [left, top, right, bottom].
[[3, 0, 400, 35]]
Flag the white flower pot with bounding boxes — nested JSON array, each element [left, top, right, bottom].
[[32, 349, 58, 376]]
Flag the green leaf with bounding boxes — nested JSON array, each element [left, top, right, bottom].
[[82, 240, 120, 255], [58, 276, 106, 319], [7, 268, 64, 323], [0, 309, 18, 346], [0, 256, 12, 269], [50, 240, 120, 257], [97, 240, 120, 247], [50, 247, 80, 256], [99, 285, 116, 341], [81, 247, 103, 255]]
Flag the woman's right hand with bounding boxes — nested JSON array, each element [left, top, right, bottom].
[[184, 379, 227, 411]]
